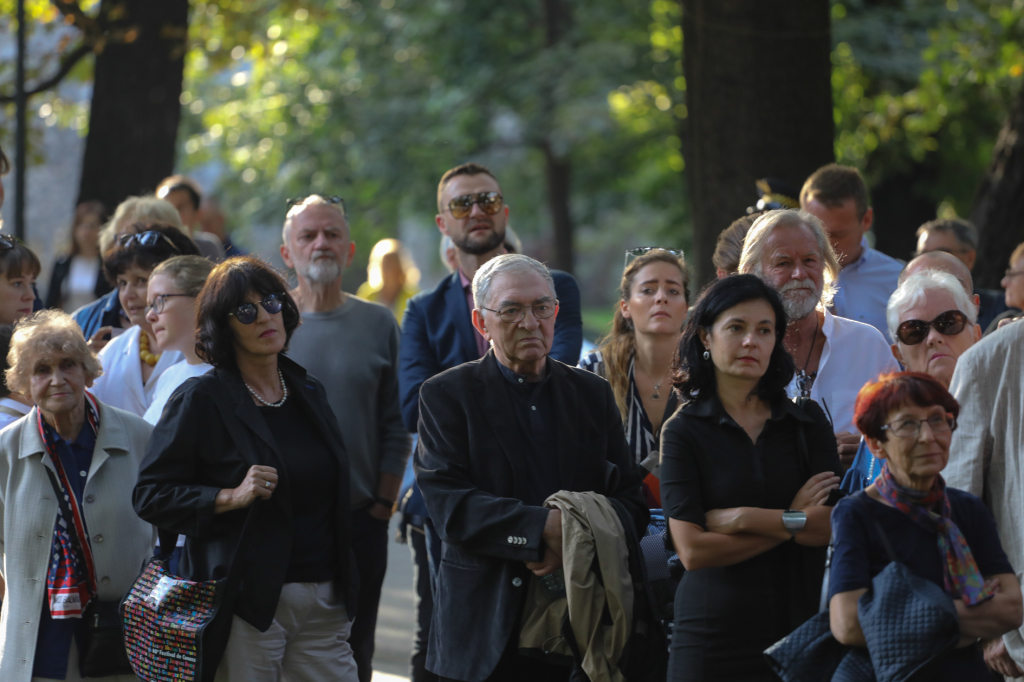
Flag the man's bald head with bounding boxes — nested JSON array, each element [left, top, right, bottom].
[[900, 250, 974, 295]]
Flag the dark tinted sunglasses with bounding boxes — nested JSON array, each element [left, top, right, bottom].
[[286, 195, 346, 217], [896, 310, 968, 345], [117, 230, 180, 252], [447, 192, 503, 219], [229, 293, 284, 324], [0, 234, 19, 251]]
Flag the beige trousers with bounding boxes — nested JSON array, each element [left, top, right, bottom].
[[214, 581, 358, 682]]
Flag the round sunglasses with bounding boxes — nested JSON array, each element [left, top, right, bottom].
[[447, 192, 503, 219], [895, 309, 968, 345], [229, 293, 284, 324]]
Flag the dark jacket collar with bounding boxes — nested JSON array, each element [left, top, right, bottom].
[[442, 272, 481, 362], [682, 390, 816, 427]]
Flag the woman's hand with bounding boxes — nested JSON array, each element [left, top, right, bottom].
[[983, 637, 1024, 677], [87, 326, 113, 353], [705, 508, 747, 535], [790, 471, 840, 510], [214, 465, 278, 514]]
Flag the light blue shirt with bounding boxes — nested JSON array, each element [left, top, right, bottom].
[[830, 237, 904, 340]]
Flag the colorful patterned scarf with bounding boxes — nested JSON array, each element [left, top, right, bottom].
[[875, 461, 995, 605], [41, 393, 100, 619]]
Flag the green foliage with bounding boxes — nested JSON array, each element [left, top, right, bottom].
[[831, 0, 1024, 215]]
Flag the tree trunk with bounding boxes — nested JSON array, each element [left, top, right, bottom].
[[77, 0, 188, 211], [541, 0, 576, 274], [869, 165, 937, 261], [682, 0, 835, 286], [971, 84, 1024, 289]]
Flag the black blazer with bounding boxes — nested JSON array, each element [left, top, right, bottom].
[[415, 351, 648, 681], [45, 254, 111, 310], [133, 355, 356, 631]]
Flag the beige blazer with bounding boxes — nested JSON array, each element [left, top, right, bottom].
[[0, 401, 155, 682]]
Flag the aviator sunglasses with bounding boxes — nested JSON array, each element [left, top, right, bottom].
[[447, 192, 503, 219], [895, 310, 968, 345], [117, 230, 181, 252], [229, 293, 284, 324]]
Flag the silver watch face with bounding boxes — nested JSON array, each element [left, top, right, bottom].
[[782, 511, 807, 531]]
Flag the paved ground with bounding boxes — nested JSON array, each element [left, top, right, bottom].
[[370, 516, 416, 680]]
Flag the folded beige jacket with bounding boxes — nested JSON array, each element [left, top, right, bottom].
[[518, 490, 633, 682]]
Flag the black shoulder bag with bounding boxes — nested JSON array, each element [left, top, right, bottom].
[[44, 468, 134, 678]]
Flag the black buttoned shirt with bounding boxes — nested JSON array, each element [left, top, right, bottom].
[[497, 359, 562, 507]]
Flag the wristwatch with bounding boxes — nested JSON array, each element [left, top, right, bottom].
[[782, 509, 807, 537]]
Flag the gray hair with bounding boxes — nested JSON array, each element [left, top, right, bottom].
[[738, 209, 840, 309], [282, 195, 347, 242], [472, 254, 555, 313], [887, 269, 978, 342], [6, 310, 102, 396]]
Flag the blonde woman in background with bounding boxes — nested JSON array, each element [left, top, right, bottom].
[[578, 247, 689, 507], [357, 238, 420, 322]]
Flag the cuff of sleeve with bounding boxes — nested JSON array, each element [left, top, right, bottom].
[[194, 486, 222, 539]]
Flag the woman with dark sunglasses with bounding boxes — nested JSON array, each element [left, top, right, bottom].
[[841, 269, 981, 494], [134, 256, 358, 682], [88, 223, 200, 417]]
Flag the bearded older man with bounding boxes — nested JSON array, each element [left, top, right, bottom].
[[738, 209, 900, 468], [280, 195, 411, 682]]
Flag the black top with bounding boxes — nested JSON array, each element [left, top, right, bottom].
[[829, 490, 1014, 681], [660, 392, 840, 680], [496, 360, 561, 507], [259, 389, 338, 584]]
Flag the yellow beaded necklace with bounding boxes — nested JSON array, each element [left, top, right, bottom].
[[139, 330, 161, 367]]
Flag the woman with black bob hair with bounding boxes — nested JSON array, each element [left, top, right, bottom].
[[660, 274, 841, 681], [134, 256, 358, 681], [89, 222, 200, 416]]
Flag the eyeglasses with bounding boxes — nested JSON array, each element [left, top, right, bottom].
[[447, 192, 503, 219], [286, 195, 347, 217], [895, 310, 968, 345], [229, 293, 284, 324], [480, 300, 558, 324], [881, 413, 956, 439], [146, 293, 191, 316], [117, 231, 180, 252], [1005, 268, 1024, 279], [624, 247, 684, 267]]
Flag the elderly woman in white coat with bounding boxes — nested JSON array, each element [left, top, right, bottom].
[[0, 310, 154, 682]]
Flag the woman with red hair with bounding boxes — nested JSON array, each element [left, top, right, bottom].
[[828, 372, 1022, 680]]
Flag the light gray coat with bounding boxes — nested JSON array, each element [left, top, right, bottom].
[[0, 402, 155, 682]]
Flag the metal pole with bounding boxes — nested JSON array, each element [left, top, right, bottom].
[[14, 0, 27, 240]]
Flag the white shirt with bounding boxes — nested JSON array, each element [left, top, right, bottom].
[[91, 326, 183, 417], [785, 309, 901, 435], [64, 255, 100, 313], [143, 360, 212, 425], [0, 397, 30, 431]]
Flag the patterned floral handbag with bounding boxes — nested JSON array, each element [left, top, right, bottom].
[[120, 508, 257, 682]]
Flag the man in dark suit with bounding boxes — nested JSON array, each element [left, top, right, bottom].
[[399, 162, 582, 432], [415, 254, 647, 682]]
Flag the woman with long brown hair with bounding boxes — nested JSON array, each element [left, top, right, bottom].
[[579, 247, 688, 506]]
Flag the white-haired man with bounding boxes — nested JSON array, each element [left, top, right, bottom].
[[415, 254, 647, 682], [739, 209, 900, 468], [280, 195, 411, 682]]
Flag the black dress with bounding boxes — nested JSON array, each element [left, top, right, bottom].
[[660, 392, 839, 682]]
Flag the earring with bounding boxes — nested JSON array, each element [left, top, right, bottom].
[[703, 350, 710, 360]]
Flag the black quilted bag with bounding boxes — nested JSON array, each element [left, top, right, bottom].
[[765, 495, 960, 682]]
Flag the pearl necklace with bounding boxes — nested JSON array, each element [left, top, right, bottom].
[[139, 330, 161, 367], [244, 368, 288, 407]]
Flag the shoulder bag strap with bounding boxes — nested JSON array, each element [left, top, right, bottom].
[[155, 502, 260, 593], [852, 493, 898, 563]]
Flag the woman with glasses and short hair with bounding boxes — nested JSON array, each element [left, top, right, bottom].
[[828, 372, 1022, 681], [88, 223, 199, 416], [579, 247, 688, 507], [842, 269, 981, 493], [134, 256, 358, 682]]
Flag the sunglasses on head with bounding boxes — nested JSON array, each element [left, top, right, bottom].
[[229, 293, 284, 324], [624, 247, 684, 267], [896, 310, 968, 345], [447, 192, 503, 220], [117, 230, 180, 252], [0, 234, 19, 251], [286, 195, 347, 217]]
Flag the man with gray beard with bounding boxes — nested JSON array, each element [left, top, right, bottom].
[[739, 209, 899, 470], [281, 195, 411, 682]]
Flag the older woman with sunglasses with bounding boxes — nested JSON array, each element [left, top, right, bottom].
[[829, 372, 1021, 681], [88, 224, 200, 416], [841, 270, 981, 494], [134, 256, 358, 682]]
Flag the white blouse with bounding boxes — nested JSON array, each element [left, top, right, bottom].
[[143, 361, 213, 425], [91, 326, 183, 417]]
